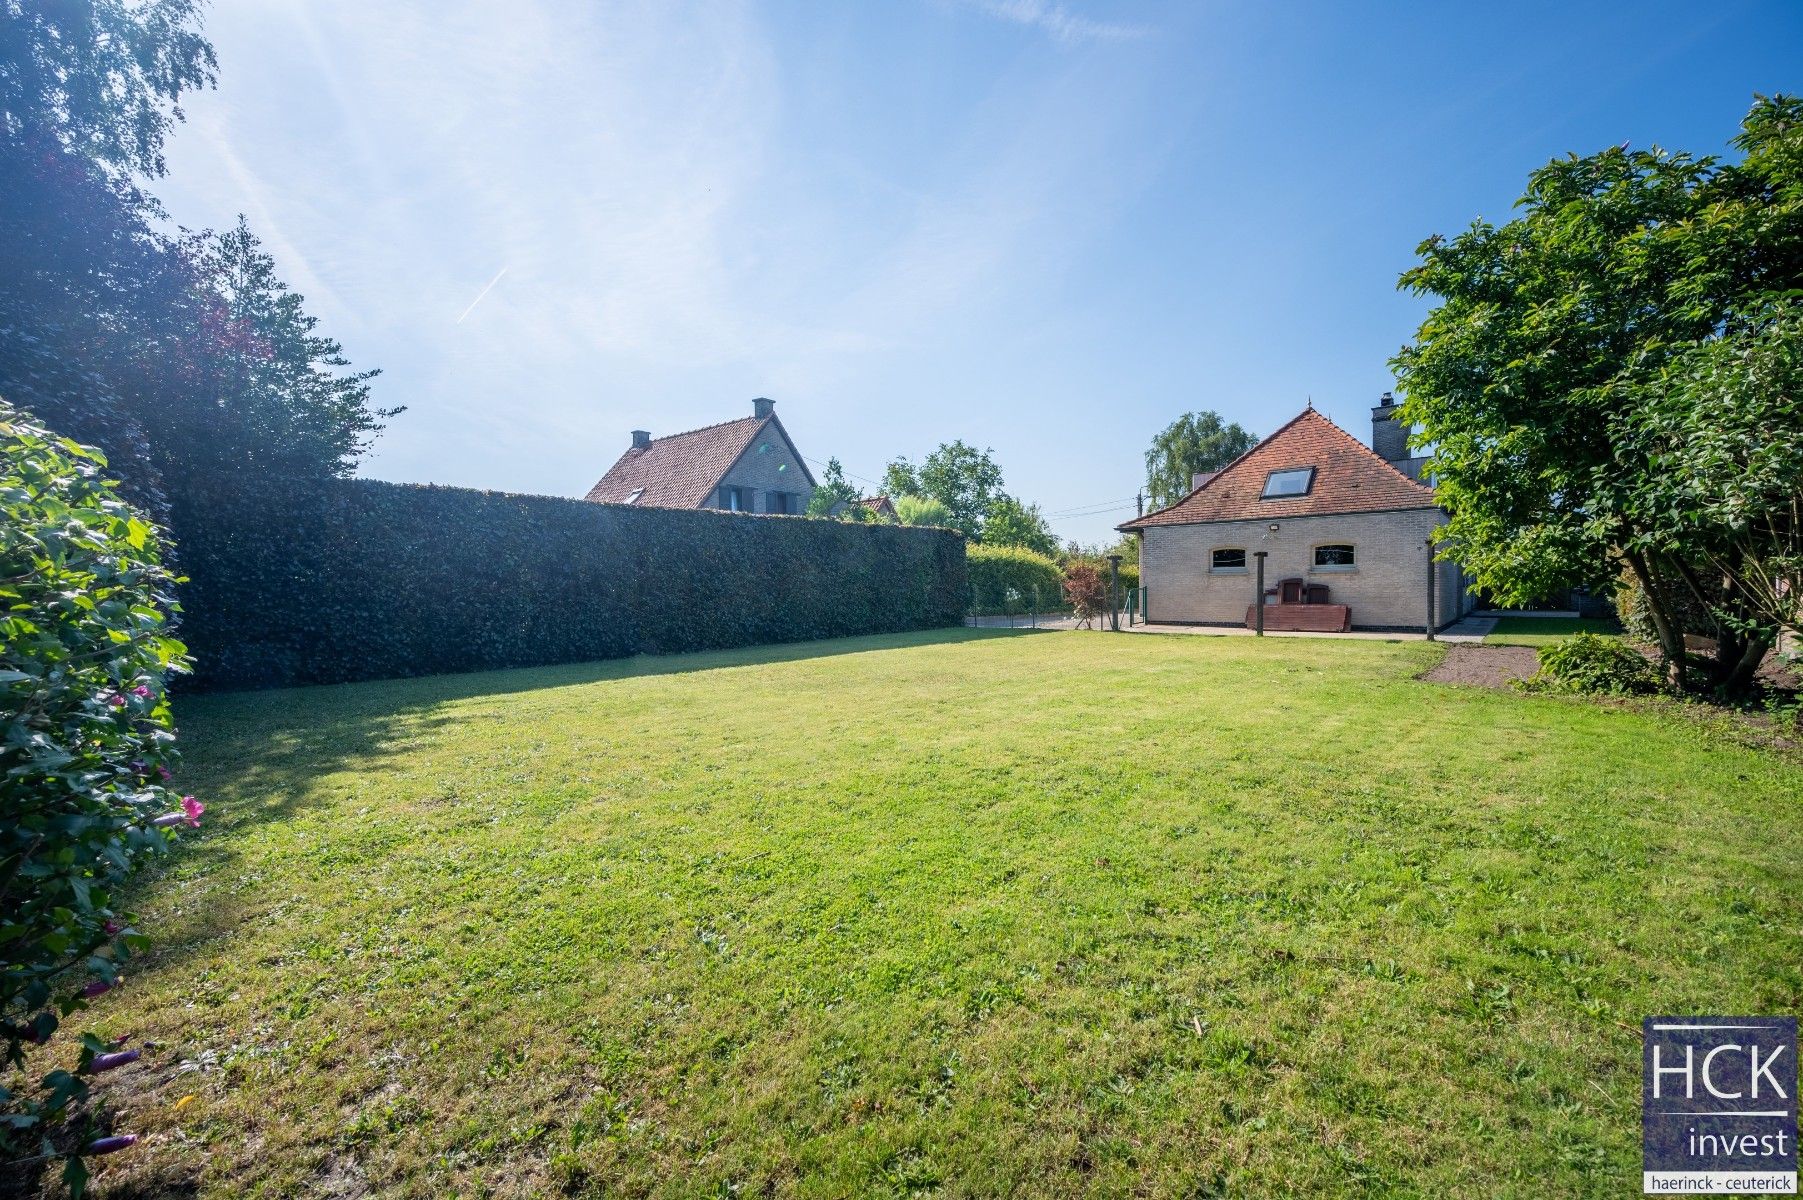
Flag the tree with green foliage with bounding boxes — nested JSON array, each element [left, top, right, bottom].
[[1143, 411, 1257, 509], [894, 494, 952, 528], [1, 1, 391, 528], [0, 0, 217, 178], [1, 400, 196, 1194], [169, 218, 394, 480], [883, 440, 1003, 541], [982, 494, 1058, 556], [805, 456, 865, 519], [1392, 95, 1803, 694]]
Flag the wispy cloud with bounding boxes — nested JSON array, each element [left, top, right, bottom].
[[156, 0, 1166, 500], [961, 0, 1151, 44]]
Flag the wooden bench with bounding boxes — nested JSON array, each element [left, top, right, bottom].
[[1244, 603, 1351, 632]]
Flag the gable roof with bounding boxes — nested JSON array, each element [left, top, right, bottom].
[[1118, 407, 1434, 531], [585, 414, 816, 507]]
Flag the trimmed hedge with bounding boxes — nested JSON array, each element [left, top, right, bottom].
[[966, 544, 1063, 615], [172, 477, 966, 690]]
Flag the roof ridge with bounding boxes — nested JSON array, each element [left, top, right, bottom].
[[1116, 405, 1433, 532], [1127, 407, 1317, 526], [1305, 406, 1434, 493], [644, 413, 760, 445]]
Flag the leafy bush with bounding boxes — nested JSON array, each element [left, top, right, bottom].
[[1063, 562, 1111, 625], [1525, 633, 1658, 695], [2, 400, 195, 1188], [1065, 554, 1138, 596], [894, 494, 952, 528], [171, 476, 967, 690], [966, 544, 1062, 615]]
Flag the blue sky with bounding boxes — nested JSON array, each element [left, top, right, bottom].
[[156, 1, 1801, 546]]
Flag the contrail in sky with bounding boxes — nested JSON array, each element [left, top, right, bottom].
[[455, 267, 508, 324]]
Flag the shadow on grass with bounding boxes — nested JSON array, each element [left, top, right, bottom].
[[114, 626, 1047, 983], [141, 625, 1041, 915]]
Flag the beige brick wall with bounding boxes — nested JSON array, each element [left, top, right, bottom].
[[713, 424, 815, 514], [1137, 507, 1470, 630]]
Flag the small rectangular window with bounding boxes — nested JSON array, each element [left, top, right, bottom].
[[1261, 467, 1315, 498], [1211, 547, 1246, 571], [720, 486, 752, 511], [624, 487, 645, 505], [766, 491, 793, 514], [1313, 544, 1356, 568]]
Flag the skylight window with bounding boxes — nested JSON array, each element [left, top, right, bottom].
[[1261, 467, 1315, 498], [624, 487, 645, 504]]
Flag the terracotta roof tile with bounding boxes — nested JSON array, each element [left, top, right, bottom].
[[1119, 408, 1434, 531], [585, 416, 767, 507]]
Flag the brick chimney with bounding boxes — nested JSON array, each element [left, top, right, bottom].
[[752, 397, 774, 420], [1370, 392, 1409, 463], [631, 430, 651, 450]]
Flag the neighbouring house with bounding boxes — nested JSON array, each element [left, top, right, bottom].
[[834, 495, 897, 520], [1117, 395, 1474, 633], [585, 397, 817, 514]]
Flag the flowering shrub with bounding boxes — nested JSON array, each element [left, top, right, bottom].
[[1, 399, 195, 1192]]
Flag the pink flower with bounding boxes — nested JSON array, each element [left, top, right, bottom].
[[86, 1049, 140, 1073], [86, 1134, 138, 1155], [157, 765, 172, 782], [81, 978, 119, 998], [181, 797, 204, 827], [132, 685, 151, 698], [104, 919, 123, 936], [107, 694, 125, 708]]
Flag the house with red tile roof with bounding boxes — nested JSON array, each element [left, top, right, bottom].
[[585, 398, 816, 515], [1117, 397, 1474, 632]]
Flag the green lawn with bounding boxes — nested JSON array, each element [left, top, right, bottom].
[[1482, 616, 1623, 646], [58, 630, 1802, 1198]]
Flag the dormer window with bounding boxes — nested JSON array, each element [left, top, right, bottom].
[[1261, 467, 1315, 498]]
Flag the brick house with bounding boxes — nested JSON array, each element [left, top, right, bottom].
[[585, 397, 816, 514], [1117, 397, 1474, 632]]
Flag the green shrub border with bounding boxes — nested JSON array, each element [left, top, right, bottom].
[[172, 478, 966, 690]]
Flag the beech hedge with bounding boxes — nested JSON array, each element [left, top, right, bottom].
[[966, 544, 1063, 615], [172, 477, 967, 690]]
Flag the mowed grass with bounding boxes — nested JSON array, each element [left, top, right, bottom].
[[1482, 616, 1623, 646], [54, 630, 1803, 1198]]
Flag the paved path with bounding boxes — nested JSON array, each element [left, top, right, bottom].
[[967, 614, 1500, 642]]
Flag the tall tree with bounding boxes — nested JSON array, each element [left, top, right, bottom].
[[1392, 94, 1803, 694], [1, 2, 392, 524], [983, 494, 1058, 556], [1, 0, 216, 178], [164, 218, 393, 481], [1143, 411, 1257, 509], [884, 440, 1003, 541], [805, 456, 865, 518]]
